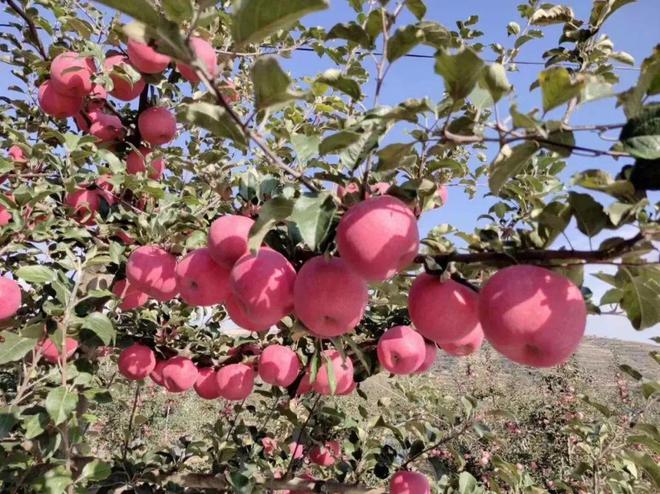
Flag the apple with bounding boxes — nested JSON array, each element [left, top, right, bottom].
[[161, 356, 199, 392], [118, 343, 156, 380], [261, 437, 277, 456], [289, 441, 304, 459], [112, 278, 149, 311], [336, 379, 357, 396], [0, 204, 12, 227], [50, 51, 95, 97], [440, 325, 484, 357], [336, 182, 360, 201], [38, 80, 84, 118], [216, 363, 254, 401], [64, 188, 102, 225], [104, 54, 145, 101], [194, 367, 222, 399], [229, 248, 296, 328], [408, 275, 480, 344], [8, 145, 27, 163], [435, 184, 448, 207], [39, 337, 79, 364], [478, 265, 587, 367], [177, 37, 218, 83], [89, 113, 125, 144], [312, 350, 354, 395], [126, 147, 165, 180], [293, 256, 368, 338], [150, 360, 166, 386], [138, 106, 177, 146], [89, 84, 107, 100], [127, 39, 171, 73], [258, 344, 301, 387], [336, 195, 419, 281], [390, 471, 430, 494], [414, 340, 438, 373], [224, 293, 273, 332], [295, 371, 313, 396], [377, 326, 426, 375], [175, 248, 230, 306], [207, 215, 254, 268], [126, 245, 179, 301], [309, 440, 341, 467]]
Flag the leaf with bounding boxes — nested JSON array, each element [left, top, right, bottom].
[[630, 159, 660, 191], [82, 312, 115, 345], [530, 5, 574, 25], [319, 131, 362, 155], [0, 408, 18, 440], [488, 142, 539, 194], [316, 69, 361, 101], [95, 0, 161, 27], [539, 67, 583, 112], [0, 331, 37, 365], [232, 0, 329, 45], [619, 364, 643, 381], [622, 452, 660, 487], [590, 0, 636, 27], [619, 266, 660, 330], [252, 57, 297, 111], [163, 0, 194, 22], [291, 134, 320, 163], [45, 387, 79, 425], [289, 194, 337, 250], [326, 22, 372, 48], [458, 471, 478, 494], [375, 142, 416, 171], [247, 197, 295, 252], [80, 460, 112, 482], [387, 24, 423, 63], [568, 192, 610, 237], [323, 352, 337, 395], [481, 63, 511, 103], [180, 102, 247, 147], [542, 129, 576, 157], [405, 0, 426, 19], [16, 265, 56, 284], [618, 47, 660, 118], [435, 48, 484, 101], [620, 104, 660, 160], [572, 169, 637, 201]]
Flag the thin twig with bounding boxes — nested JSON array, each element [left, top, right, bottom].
[[285, 394, 322, 478], [122, 381, 142, 461], [4, 0, 48, 60]]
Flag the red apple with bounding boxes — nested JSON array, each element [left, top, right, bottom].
[[126, 147, 165, 180], [377, 325, 426, 375], [229, 248, 296, 328], [177, 37, 218, 83], [50, 51, 95, 97], [408, 275, 480, 344], [118, 343, 156, 380], [258, 344, 301, 387], [440, 326, 484, 357], [309, 440, 341, 467], [138, 106, 177, 146], [479, 265, 586, 367], [38, 80, 84, 118], [8, 145, 27, 163], [39, 337, 78, 364], [390, 471, 430, 494], [0, 205, 12, 227], [414, 340, 438, 373], [336, 195, 419, 281], [225, 293, 273, 332], [161, 356, 199, 392], [127, 39, 171, 74], [126, 245, 179, 301], [294, 256, 368, 338], [175, 248, 230, 306], [312, 350, 354, 396], [64, 188, 102, 225], [194, 367, 222, 399], [207, 215, 255, 268], [289, 441, 304, 459], [435, 184, 448, 207], [112, 278, 149, 311], [150, 360, 166, 386], [104, 54, 145, 101], [216, 363, 254, 401], [89, 112, 125, 144]]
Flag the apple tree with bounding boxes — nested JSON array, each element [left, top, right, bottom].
[[0, 0, 659, 492]]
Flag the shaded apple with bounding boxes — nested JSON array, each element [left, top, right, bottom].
[[126, 147, 165, 180], [64, 188, 102, 225], [216, 363, 254, 400], [175, 248, 230, 306], [309, 440, 341, 467], [414, 340, 438, 373], [118, 343, 156, 380], [207, 215, 254, 268], [194, 367, 222, 399], [126, 245, 179, 301], [225, 293, 273, 332], [177, 37, 218, 83], [138, 106, 177, 146], [258, 344, 301, 387], [104, 54, 145, 101], [50, 51, 95, 96], [39, 337, 78, 364], [127, 39, 171, 73], [440, 325, 484, 357], [150, 360, 166, 386], [161, 356, 198, 392], [377, 325, 426, 375], [89, 112, 125, 144], [312, 350, 354, 396], [112, 278, 149, 311], [38, 80, 83, 119]]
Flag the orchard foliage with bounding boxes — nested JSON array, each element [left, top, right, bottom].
[[0, 0, 659, 492]]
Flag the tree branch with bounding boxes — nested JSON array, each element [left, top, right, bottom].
[[5, 0, 48, 60]]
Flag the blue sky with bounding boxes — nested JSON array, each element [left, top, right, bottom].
[[1, 0, 658, 343]]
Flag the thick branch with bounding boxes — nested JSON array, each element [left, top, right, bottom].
[[414, 232, 649, 267], [5, 0, 48, 60]]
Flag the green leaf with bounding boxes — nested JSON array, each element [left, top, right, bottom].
[[530, 5, 574, 25], [291, 134, 320, 163], [572, 169, 637, 201], [45, 387, 79, 426], [326, 22, 372, 48], [458, 471, 478, 494], [16, 265, 56, 284], [488, 142, 539, 194], [82, 312, 115, 345], [619, 364, 643, 381], [622, 452, 660, 487], [481, 63, 511, 103], [95, 0, 161, 27], [163, 0, 194, 22], [387, 24, 424, 63], [590, 0, 636, 28], [323, 352, 337, 395], [620, 104, 660, 160], [0, 331, 37, 365], [319, 131, 362, 155], [435, 48, 485, 101], [375, 142, 416, 171], [232, 0, 329, 45], [316, 69, 361, 101], [252, 57, 297, 111], [80, 459, 112, 482], [568, 192, 610, 237], [289, 194, 336, 250], [539, 67, 583, 112], [24, 413, 48, 439], [405, 0, 426, 19], [542, 129, 576, 158], [619, 267, 660, 330], [180, 102, 247, 147], [247, 197, 295, 252], [0, 408, 18, 440]]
